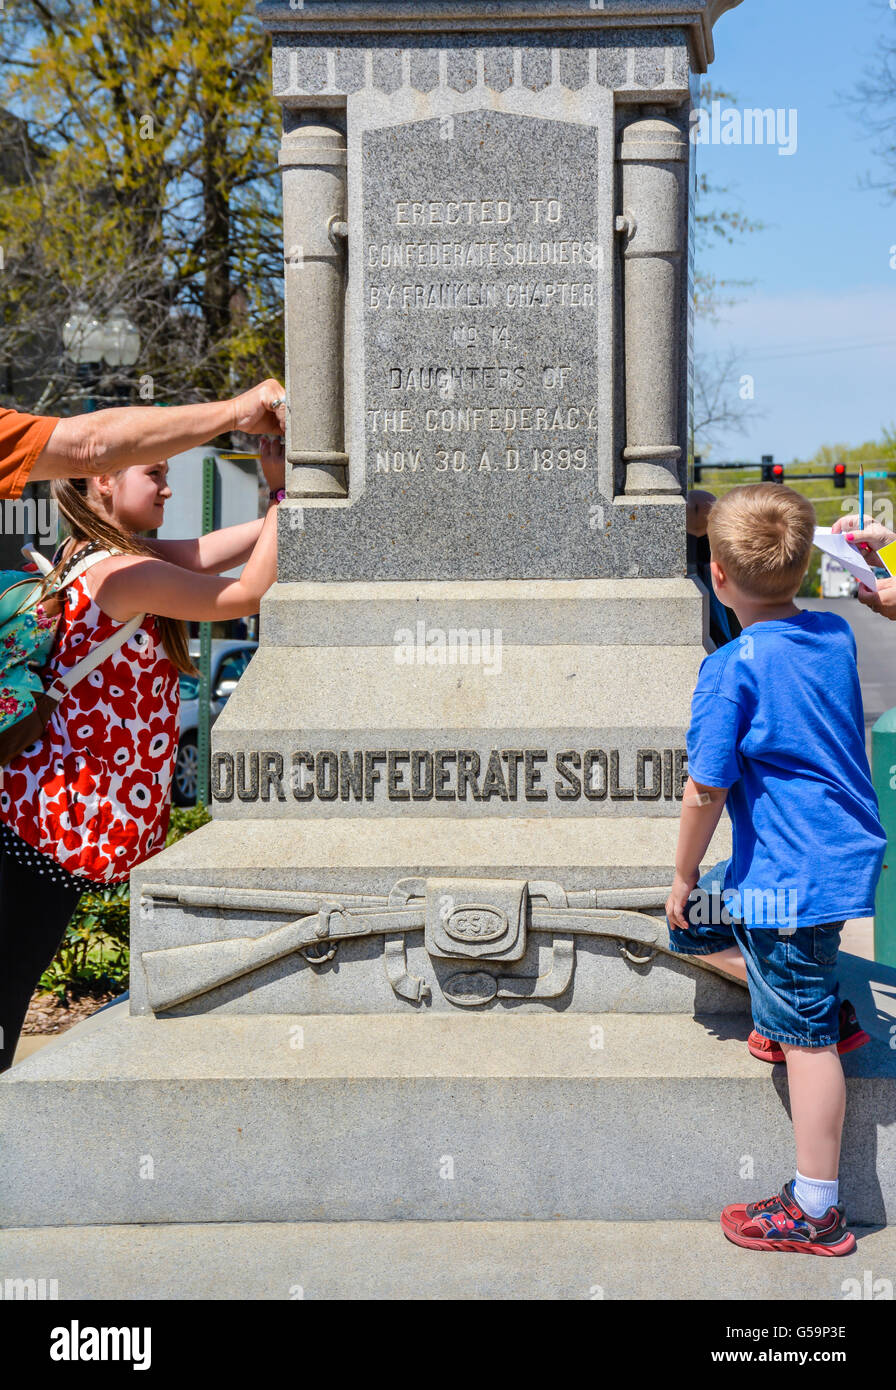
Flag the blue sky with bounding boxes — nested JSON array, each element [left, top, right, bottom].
[[695, 0, 896, 462]]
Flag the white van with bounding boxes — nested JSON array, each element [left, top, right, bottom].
[[820, 553, 858, 599]]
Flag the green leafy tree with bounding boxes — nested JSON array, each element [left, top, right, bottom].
[[0, 0, 284, 414], [807, 431, 896, 473]]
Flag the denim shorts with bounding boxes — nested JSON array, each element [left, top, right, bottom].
[[667, 859, 844, 1048]]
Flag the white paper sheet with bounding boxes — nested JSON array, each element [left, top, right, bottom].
[[813, 527, 879, 592]]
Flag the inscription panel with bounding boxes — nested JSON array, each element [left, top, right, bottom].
[[211, 742, 689, 814], [360, 109, 602, 563]]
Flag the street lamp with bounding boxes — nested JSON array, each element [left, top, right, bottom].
[[101, 305, 141, 368], [62, 301, 141, 407], [61, 301, 105, 366]]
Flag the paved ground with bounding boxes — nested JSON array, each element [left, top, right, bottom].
[[12, 1036, 53, 1064]]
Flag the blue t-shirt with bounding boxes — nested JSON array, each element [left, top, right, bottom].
[[687, 609, 886, 928]]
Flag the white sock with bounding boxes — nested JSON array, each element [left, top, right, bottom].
[[793, 1171, 839, 1218]]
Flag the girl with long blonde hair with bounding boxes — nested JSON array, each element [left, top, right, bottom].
[[0, 438, 284, 1070]]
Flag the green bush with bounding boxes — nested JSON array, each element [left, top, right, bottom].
[[164, 803, 212, 846], [39, 882, 130, 1000], [37, 804, 212, 998]]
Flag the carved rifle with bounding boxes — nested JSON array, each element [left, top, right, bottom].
[[138, 881, 673, 1011]]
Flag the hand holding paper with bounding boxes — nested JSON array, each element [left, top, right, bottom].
[[813, 528, 879, 592], [857, 577, 896, 621]]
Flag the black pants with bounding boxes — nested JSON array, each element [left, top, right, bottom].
[[0, 826, 86, 1072]]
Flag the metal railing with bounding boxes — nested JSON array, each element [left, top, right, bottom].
[[693, 456, 896, 486]]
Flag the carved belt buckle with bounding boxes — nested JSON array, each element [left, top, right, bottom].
[[424, 877, 528, 962]]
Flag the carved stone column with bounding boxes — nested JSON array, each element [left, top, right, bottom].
[[618, 109, 689, 497], [279, 115, 349, 498]]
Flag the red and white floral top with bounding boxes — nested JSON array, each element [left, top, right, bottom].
[[0, 573, 179, 883]]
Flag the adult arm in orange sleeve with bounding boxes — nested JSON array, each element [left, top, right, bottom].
[[27, 379, 286, 483]]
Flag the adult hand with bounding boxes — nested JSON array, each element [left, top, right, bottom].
[[259, 435, 286, 494], [857, 579, 896, 620], [231, 379, 286, 435], [665, 870, 698, 931], [831, 514, 896, 561]]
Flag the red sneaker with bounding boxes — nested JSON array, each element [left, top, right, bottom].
[[748, 999, 870, 1064], [721, 1181, 856, 1256]]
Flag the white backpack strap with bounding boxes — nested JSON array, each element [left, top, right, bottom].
[[26, 542, 146, 704], [58, 547, 123, 589], [25, 542, 130, 590], [21, 544, 54, 577], [45, 614, 145, 702], [21, 542, 114, 585]]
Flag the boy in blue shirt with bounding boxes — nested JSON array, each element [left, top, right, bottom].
[[666, 483, 886, 1256]]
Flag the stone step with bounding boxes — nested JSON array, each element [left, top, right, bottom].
[[2, 1218, 894, 1301], [2, 991, 894, 1229], [259, 578, 708, 649]]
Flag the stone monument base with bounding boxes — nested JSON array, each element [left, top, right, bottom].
[[2, 978, 894, 1230], [123, 577, 731, 1014], [127, 816, 738, 1017]]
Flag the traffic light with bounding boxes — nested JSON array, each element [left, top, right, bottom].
[[762, 456, 784, 483], [693, 455, 702, 483], [834, 463, 846, 489]]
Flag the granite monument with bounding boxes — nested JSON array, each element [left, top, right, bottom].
[[128, 0, 741, 1022], [8, 1, 893, 1262]]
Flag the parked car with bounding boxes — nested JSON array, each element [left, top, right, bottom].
[[172, 640, 258, 805]]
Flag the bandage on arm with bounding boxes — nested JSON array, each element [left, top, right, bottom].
[[674, 777, 729, 883]]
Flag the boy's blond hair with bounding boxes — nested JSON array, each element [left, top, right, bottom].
[[705, 483, 816, 601]]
